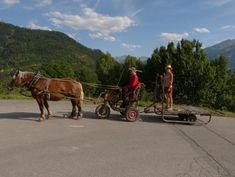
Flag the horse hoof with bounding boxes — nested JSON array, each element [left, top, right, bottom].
[[75, 115, 83, 120], [69, 114, 76, 119], [39, 117, 44, 122], [46, 115, 53, 119]]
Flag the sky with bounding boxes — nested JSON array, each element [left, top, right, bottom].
[[0, 0, 235, 57]]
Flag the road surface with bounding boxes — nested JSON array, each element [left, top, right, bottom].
[[0, 100, 234, 177]]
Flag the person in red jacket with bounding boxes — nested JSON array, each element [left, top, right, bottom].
[[121, 67, 140, 107], [127, 67, 140, 90]]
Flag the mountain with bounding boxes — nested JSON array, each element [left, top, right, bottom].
[[205, 39, 235, 69], [115, 55, 148, 63], [0, 21, 103, 72]]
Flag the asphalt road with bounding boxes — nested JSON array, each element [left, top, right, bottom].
[[0, 100, 234, 177]]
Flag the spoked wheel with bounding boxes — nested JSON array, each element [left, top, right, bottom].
[[126, 107, 139, 122], [95, 104, 110, 119]]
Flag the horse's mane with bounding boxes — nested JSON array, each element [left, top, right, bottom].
[[19, 71, 80, 84]]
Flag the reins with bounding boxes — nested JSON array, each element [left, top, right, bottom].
[[81, 82, 120, 90]]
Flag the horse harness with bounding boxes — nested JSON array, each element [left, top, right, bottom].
[[27, 72, 51, 99]]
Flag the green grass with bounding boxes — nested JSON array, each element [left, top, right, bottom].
[[0, 90, 31, 99]]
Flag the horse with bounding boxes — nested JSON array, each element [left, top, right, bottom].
[[9, 71, 84, 122]]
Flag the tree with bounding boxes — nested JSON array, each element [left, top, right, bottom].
[[96, 52, 120, 85], [76, 67, 99, 96], [43, 60, 75, 78], [143, 39, 215, 105], [118, 55, 144, 86]]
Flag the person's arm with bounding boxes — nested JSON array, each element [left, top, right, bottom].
[[169, 73, 173, 89]]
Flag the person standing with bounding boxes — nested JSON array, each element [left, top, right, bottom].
[[162, 65, 174, 111]]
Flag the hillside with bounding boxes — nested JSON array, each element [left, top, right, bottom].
[[205, 39, 235, 69], [0, 22, 103, 73]]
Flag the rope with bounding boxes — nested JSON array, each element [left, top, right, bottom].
[[81, 82, 120, 90]]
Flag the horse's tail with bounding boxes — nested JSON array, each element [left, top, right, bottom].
[[79, 83, 84, 101]]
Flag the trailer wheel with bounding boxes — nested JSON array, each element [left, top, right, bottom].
[[126, 107, 139, 122], [95, 104, 110, 119], [188, 114, 197, 122], [178, 114, 188, 121]]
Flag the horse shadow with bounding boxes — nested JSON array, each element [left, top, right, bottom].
[[0, 111, 177, 124], [0, 112, 39, 121]]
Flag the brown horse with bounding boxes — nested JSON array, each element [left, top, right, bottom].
[[9, 71, 84, 122]]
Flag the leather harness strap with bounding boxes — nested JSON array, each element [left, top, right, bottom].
[[44, 78, 51, 100], [28, 72, 41, 89]]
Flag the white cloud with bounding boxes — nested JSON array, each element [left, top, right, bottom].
[[194, 28, 210, 33], [28, 22, 51, 31], [47, 6, 135, 42], [122, 43, 141, 51], [37, 0, 53, 6], [3, 0, 20, 6], [221, 25, 235, 30], [89, 33, 116, 42], [161, 32, 189, 42]]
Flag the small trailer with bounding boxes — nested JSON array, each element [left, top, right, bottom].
[[141, 101, 211, 125]]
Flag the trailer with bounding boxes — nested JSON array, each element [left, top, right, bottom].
[[141, 101, 211, 125]]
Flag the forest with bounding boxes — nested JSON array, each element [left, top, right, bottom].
[[95, 39, 235, 112]]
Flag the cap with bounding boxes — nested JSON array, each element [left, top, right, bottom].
[[165, 65, 172, 70]]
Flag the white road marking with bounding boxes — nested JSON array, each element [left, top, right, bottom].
[[68, 125, 84, 128]]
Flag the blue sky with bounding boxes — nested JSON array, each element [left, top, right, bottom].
[[0, 0, 235, 57]]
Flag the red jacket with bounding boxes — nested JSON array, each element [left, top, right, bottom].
[[128, 74, 140, 90]]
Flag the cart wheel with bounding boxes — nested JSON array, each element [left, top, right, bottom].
[[95, 104, 110, 119], [126, 107, 139, 122], [188, 114, 197, 122]]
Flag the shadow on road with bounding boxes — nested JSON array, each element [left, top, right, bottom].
[[83, 111, 165, 123], [0, 112, 39, 121], [0, 111, 179, 124], [140, 114, 165, 123]]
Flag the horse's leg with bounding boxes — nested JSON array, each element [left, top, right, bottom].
[[76, 100, 83, 119], [37, 99, 45, 122], [44, 99, 52, 119], [70, 99, 77, 119]]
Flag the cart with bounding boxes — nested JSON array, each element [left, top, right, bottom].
[[95, 75, 212, 125], [95, 83, 144, 122]]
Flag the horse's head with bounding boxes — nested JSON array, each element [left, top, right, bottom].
[[9, 71, 33, 90]]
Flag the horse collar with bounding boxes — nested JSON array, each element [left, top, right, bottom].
[[28, 72, 41, 89]]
